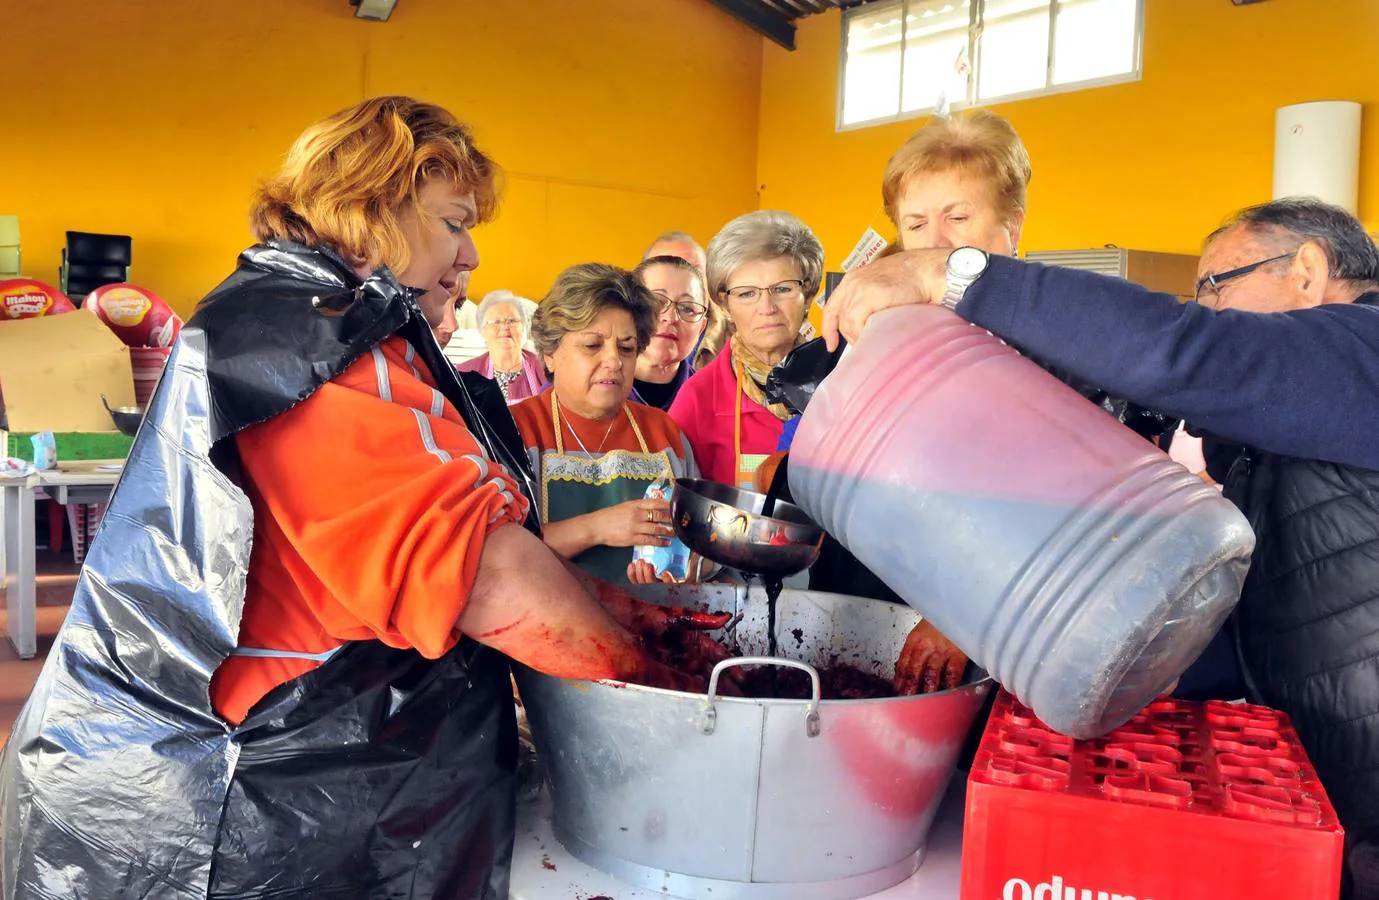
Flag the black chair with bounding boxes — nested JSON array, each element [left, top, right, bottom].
[[60, 231, 132, 304]]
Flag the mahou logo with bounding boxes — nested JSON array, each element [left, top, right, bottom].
[[1003, 874, 1152, 900], [3, 291, 50, 317], [96, 286, 152, 326]]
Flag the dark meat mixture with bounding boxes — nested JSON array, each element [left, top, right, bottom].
[[649, 623, 896, 699], [736, 659, 896, 700]]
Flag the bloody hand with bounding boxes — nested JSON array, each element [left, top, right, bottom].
[[627, 603, 737, 690], [894, 619, 968, 695], [590, 578, 738, 692], [652, 624, 739, 690], [592, 580, 730, 635]]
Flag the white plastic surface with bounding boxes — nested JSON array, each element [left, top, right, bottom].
[[508, 779, 965, 899]]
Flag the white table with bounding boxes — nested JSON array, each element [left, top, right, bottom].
[[509, 778, 965, 898], [2, 462, 122, 658]]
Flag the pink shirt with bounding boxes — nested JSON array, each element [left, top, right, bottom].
[[668, 346, 784, 488], [456, 350, 546, 405]]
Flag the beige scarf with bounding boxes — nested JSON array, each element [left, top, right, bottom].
[[730, 332, 797, 423]]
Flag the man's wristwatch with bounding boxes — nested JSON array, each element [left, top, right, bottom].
[[941, 246, 990, 311]]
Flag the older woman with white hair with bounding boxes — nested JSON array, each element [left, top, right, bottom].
[[458, 288, 546, 403], [668, 210, 823, 489]]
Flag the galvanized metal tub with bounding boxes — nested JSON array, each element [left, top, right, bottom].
[[514, 583, 993, 900]]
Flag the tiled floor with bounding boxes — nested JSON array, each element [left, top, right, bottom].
[[1, 549, 80, 745]]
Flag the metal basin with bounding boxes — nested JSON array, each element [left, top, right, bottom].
[[514, 583, 992, 900], [672, 478, 825, 578], [101, 394, 144, 436]]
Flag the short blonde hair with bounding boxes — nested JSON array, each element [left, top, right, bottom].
[[530, 263, 657, 357], [250, 96, 500, 274], [881, 110, 1031, 228]]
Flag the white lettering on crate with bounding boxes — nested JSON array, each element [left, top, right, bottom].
[[1003, 873, 1152, 900]]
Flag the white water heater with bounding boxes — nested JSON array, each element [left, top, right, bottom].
[[1273, 100, 1362, 213]]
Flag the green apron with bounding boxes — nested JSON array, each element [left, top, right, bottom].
[[540, 393, 675, 583]]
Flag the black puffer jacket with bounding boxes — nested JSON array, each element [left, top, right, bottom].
[[1220, 443, 1379, 840]]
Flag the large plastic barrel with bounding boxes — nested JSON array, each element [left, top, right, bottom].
[[788, 307, 1255, 738]]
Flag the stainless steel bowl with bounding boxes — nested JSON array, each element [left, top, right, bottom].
[[515, 583, 993, 900], [671, 478, 824, 578], [101, 394, 144, 437]]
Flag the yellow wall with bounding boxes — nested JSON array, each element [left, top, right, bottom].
[[758, 1, 1379, 274], [4, 0, 762, 316], [11, 0, 1375, 320]]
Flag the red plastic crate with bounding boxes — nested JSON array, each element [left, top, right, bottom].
[[961, 691, 1343, 900]]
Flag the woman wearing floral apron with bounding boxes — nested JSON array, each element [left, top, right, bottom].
[[510, 263, 703, 585]]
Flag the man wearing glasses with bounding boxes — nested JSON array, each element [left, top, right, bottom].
[[823, 196, 1379, 899]]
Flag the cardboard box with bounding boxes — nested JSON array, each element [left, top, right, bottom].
[[0, 310, 136, 446]]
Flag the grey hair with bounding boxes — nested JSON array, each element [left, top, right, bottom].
[[644, 230, 703, 259], [476, 289, 535, 332], [705, 210, 825, 305], [1208, 197, 1379, 289]]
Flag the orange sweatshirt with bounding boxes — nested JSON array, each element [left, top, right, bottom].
[[209, 337, 529, 725]]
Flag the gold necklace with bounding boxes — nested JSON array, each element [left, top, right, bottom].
[[558, 397, 619, 454]]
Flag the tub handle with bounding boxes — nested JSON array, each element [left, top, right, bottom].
[[698, 657, 822, 738]]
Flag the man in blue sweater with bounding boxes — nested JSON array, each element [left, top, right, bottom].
[[823, 197, 1379, 899]]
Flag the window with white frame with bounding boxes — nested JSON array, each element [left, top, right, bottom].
[[839, 0, 1143, 129]]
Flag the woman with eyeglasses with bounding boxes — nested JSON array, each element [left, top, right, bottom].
[[510, 263, 710, 586], [668, 210, 824, 489], [458, 289, 545, 403], [629, 255, 709, 411]]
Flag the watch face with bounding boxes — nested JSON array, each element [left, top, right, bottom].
[[949, 247, 988, 278]]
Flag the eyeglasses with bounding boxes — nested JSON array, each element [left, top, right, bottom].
[[1194, 253, 1294, 305], [482, 317, 522, 330], [722, 279, 805, 306], [652, 291, 708, 324]]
